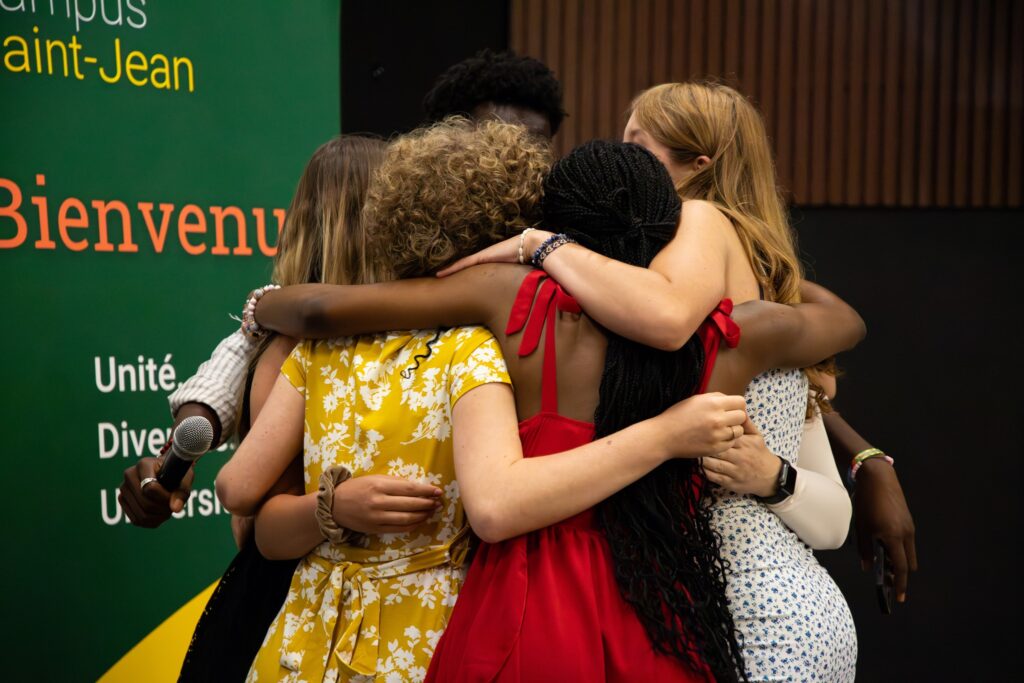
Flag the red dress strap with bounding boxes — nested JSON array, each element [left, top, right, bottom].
[[506, 272, 582, 414], [505, 270, 547, 336], [696, 298, 741, 394]]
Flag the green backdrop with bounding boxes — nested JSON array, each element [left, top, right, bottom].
[[0, 2, 339, 679]]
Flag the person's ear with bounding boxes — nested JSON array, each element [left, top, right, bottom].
[[694, 154, 712, 171]]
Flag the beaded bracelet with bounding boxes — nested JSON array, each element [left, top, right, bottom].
[[532, 233, 576, 268], [241, 284, 280, 339], [847, 447, 895, 485]]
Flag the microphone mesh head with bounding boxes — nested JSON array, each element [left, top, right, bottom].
[[174, 415, 215, 458]]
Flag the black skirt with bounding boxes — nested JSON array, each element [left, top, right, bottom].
[[178, 541, 298, 682]]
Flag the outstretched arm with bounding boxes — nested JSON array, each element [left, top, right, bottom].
[[731, 281, 866, 374], [452, 383, 748, 543], [439, 200, 734, 351], [246, 373, 748, 556], [253, 264, 520, 340]]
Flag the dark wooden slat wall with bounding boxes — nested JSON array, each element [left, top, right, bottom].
[[509, 0, 1023, 208]]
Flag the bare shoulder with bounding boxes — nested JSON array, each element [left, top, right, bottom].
[[250, 335, 299, 422], [255, 335, 298, 382], [670, 200, 735, 258], [680, 199, 733, 232], [263, 335, 299, 366]]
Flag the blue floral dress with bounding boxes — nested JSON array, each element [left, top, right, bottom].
[[712, 369, 858, 682]]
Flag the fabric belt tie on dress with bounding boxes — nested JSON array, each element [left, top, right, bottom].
[[278, 525, 471, 677]]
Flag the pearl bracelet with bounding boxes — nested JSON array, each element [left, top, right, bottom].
[[517, 228, 537, 265], [241, 284, 280, 339]]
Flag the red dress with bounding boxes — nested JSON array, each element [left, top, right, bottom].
[[425, 271, 738, 683]]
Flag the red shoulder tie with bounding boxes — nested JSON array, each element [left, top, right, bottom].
[[697, 298, 741, 394], [506, 271, 582, 413]]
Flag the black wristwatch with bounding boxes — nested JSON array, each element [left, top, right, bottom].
[[755, 456, 798, 505]]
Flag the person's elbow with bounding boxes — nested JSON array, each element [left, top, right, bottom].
[[848, 312, 867, 347], [215, 470, 259, 516], [467, 503, 518, 544], [810, 497, 853, 550], [296, 293, 333, 337], [840, 308, 868, 351], [254, 528, 304, 561], [645, 306, 697, 351], [812, 526, 851, 551]]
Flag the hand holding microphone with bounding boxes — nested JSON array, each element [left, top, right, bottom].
[[119, 415, 213, 526], [154, 415, 215, 490]]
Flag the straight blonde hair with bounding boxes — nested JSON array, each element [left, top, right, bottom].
[[236, 135, 387, 437], [273, 134, 387, 288], [629, 82, 802, 304]]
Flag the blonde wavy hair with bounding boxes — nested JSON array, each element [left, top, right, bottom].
[[366, 117, 551, 279], [629, 82, 802, 304], [273, 134, 387, 287]]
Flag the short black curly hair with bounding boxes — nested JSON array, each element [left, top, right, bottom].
[[423, 49, 566, 134]]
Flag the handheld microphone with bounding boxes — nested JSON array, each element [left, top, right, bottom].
[[156, 415, 214, 491]]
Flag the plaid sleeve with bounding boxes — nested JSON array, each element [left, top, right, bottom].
[[168, 329, 260, 446]]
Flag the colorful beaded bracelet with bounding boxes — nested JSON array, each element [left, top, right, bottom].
[[241, 284, 281, 339], [847, 447, 894, 485]]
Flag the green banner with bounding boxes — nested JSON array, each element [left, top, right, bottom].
[[0, 2, 339, 679]]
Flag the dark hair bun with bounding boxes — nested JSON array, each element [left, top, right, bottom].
[[542, 140, 681, 265]]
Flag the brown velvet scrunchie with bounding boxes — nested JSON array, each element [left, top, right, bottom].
[[315, 464, 354, 544]]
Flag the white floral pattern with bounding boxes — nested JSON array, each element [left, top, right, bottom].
[[247, 327, 510, 683]]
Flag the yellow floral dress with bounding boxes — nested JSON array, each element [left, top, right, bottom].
[[247, 327, 510, 683]]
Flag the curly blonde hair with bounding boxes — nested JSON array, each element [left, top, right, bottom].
[[366, 117, 551, 279]]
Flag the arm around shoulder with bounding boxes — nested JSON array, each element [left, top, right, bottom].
[[736, 281, 866, 371], [254, 265, 517, 339], [536, 200, 731, 351]]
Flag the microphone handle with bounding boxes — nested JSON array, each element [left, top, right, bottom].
[[156, 453, 195, 491]]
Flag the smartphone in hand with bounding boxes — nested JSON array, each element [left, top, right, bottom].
[[873, 538, 895, 615]]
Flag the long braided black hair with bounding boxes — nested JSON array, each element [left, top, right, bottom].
[[541, 140, 747, 682]]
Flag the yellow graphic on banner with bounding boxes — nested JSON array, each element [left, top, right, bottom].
[[99, 580, 218, 683]]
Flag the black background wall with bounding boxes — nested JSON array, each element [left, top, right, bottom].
[[341, 0, 509, 137], [341, 4, 1020, 680], [796, 207, 1019, 682]]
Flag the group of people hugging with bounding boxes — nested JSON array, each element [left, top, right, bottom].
[[118, 51, 917, 683]]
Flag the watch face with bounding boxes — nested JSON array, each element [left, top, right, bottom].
[[756, 458, 794, 505], [780, 460, 798, 496]]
